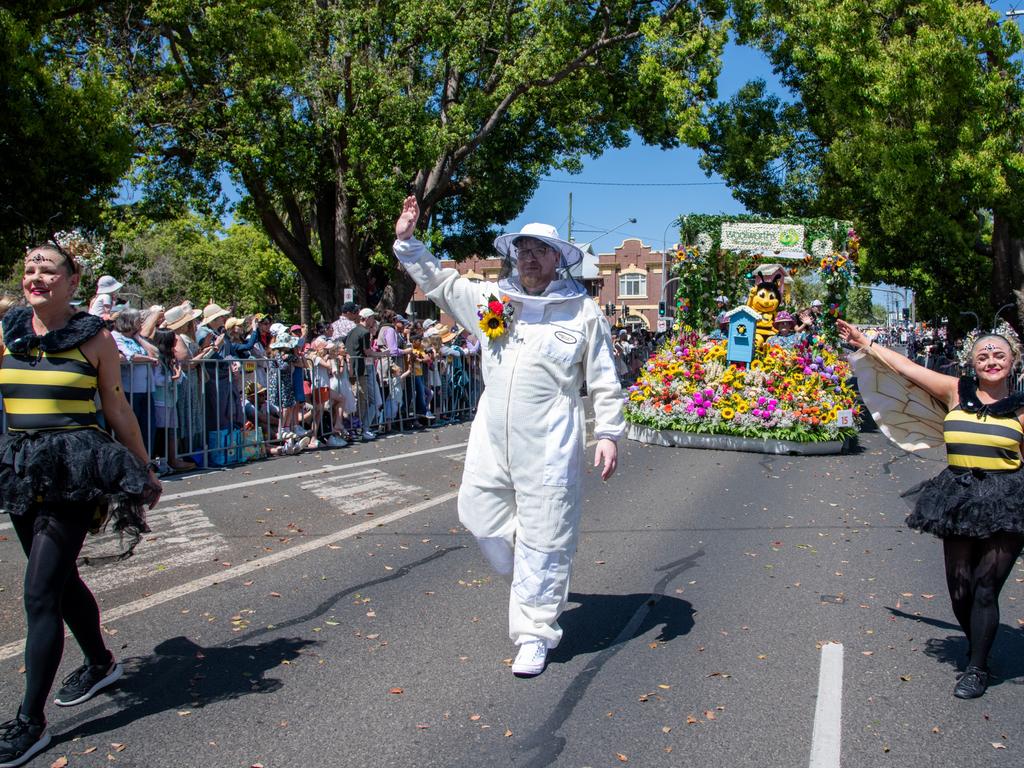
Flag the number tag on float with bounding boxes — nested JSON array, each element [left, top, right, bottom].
[[835, 409, 854, 427]]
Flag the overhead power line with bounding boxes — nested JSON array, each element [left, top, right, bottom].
[[540, 178, 727, 187]]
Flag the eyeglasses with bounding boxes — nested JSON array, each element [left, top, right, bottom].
[[516, 247, 555, 260]]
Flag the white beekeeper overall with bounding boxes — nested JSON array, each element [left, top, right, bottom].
[[394, 197, 624, 676]]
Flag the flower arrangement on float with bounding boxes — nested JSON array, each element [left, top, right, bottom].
[[624, 330, 860, 442]]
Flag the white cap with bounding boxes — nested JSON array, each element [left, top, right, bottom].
[[358, 308, 377, 319], [95, 275, 123, 295], [811, 299, 823, 307]]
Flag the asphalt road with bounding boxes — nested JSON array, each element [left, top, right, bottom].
[[0, 420, 1021, 768]]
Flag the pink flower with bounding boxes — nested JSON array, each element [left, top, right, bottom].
[[696, 407, 707, 417]]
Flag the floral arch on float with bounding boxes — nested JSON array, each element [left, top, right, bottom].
[[625, 214, 863, 454]]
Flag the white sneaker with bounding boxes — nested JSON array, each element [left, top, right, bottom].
[[295, 436, 312, 452], [361, 430, 377, 441], [511, 639, 547, 677], [325, 435, 348, 448]]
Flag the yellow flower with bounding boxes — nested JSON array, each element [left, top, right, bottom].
[[720, 407, 736, 420], [736, 402, 749, 414], [750, 359, 763, 370], [479, 312, 506, 340]]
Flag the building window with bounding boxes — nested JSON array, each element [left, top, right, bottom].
[[618, 273, 646, 298]]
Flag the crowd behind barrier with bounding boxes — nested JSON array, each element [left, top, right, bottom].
[[0, 353, 483, 470], [0, 296, 485, 471]]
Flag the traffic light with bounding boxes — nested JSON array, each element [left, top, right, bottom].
[[622, 304, 630, 317], [902, 308, 909, 321], [658, 301, 666, 317]]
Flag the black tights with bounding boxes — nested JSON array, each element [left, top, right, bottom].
[[11, 509, 111, 721], [943, 533, 1024, 670]]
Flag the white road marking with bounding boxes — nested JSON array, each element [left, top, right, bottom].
[[808, 642, 844, 768], [160, 440, 468, 503], [0, 521, 10, 532], [0, 490, 459, 662], [80, 504, 228, 594], [299, 469, 420, 515]]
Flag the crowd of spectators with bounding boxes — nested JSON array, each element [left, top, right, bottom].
[[2, 276, 483, 474]]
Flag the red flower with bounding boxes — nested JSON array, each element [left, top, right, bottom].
[[488, 300, 504, 314]]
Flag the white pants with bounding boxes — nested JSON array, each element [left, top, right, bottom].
[[457, 397, 584, 648]]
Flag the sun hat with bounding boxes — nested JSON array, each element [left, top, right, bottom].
[[358, 307, 377, 319], [810, 299, 823, 308], [774, 311, 796, 325], [422, 318, 436, 329], [269, 322, 286, 337], [493, 223, 584, 272], [225, 317, 245, 331], [163, 303, 202, 331], [715, 295, 728, 303], [270, 333, 296, 350], [441, 324, 462, 344], [426, 322, 449, 338], [201, 302, 230, 326], [95, 275, 123, 295], [290, 323, 302, 333]]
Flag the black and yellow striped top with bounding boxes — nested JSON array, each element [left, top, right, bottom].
[[0, 346, 99, 431], [944, 407, 1023, 471]]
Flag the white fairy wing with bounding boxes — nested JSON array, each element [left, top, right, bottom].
[[850, 348, 947, 461]]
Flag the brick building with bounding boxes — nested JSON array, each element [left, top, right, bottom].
[[410, 238, 673, 332]]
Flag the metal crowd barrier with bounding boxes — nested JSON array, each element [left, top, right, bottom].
[[0, 351, 482, 471]]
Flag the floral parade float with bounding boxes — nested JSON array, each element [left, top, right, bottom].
[[625, 215, 863, 455]]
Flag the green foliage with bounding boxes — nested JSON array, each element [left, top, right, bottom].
[[702, 1, 1024, 327], [110, 213, 299, 318], [77, 0, 728, 317], [0, 4, 133, 267]]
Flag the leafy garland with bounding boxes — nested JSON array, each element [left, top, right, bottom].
[[669, 214, 857, 346]]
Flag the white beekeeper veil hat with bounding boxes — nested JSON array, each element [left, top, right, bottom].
[[492, 223, 585, 300]]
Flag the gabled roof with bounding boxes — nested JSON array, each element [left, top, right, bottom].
[[723, 305, 762, 321]]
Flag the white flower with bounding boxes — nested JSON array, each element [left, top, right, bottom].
[[696, 232, 714, 254]]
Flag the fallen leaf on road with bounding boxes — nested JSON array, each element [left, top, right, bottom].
[[504, 729, 513, 737], [657, 684, 671, 690], [177, 711, 191, 717], [366, 611, 376, 618], [993, 743, 1007, 749], [862, 651, 874, 656], [269, 592, 281, 598], [615, 754, 628, 762], [50, 757, 68, 768], [416, 724, 429, 729], [686, 715, 699, 724], [110, 743, 126, 752], [899, 675, 912, 682], [469, 714, 481, 721], [704, 710, 716, 720], [594, 560, 606, 565], [389, 687, 404, 694], [931, 727, 941, 734], [662, 726, 672, 733], [74, 747, 98, 756]]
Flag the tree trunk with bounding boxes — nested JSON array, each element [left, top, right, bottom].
[[991, 211, 1024, 334], [300, 276, 311, 329]]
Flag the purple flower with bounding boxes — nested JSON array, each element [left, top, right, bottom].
[[696, 407, 706, 417], [757, 396, 767, 406]]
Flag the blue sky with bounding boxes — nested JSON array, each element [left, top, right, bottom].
[[505, 40, 773, 252]]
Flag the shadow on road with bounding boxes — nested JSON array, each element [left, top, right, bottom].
[[510, 550, 702, 768], [887, 606, 1024, 684], [551, 591, 694, 664], [51, 635, 316, 746]]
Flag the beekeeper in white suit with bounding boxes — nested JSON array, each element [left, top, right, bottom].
[[394, 196, 624, 677]]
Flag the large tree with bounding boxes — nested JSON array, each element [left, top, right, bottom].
[[0, 1, 133, 262], [699, 0, 1024, 330], [74, 0, 727, 318]]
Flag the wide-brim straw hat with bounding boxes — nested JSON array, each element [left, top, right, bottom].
[[166, 302, 203, 331], [441, 325, 462, 343], [493, 223, 584, 270], [202, 302, 230, 326]]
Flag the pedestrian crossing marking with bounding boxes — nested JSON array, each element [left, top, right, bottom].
[[80, 503, 227, 593], [299, 468, 422, 515]]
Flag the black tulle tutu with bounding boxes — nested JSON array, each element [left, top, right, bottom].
[[903, 466, 1024, 538], [0, 428, 156, 559]]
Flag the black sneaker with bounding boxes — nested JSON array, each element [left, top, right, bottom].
[[53, 659, 123, 707], [0, 710, 50, 768], [953, 665, 989, 699]]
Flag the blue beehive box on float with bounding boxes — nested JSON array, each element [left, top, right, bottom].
[[724, 306, 759, 364]]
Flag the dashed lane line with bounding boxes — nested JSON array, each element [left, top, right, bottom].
[[0, 490, 459, 662], [808, 642, 844, 768]]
